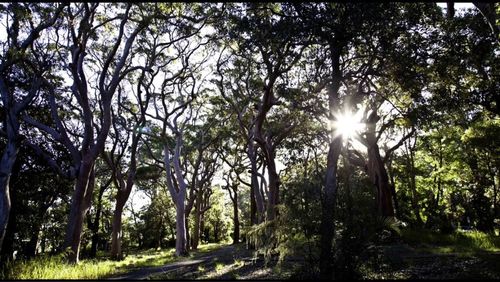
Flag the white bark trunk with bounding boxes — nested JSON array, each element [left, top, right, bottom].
[[163, 140, 188, 256], [0, 141, 17, 254]]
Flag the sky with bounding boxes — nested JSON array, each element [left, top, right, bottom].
[[436, 2, 475, 11]]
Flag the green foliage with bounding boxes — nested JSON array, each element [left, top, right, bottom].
[[204, 188, 233, 243], [135, 165, 163, 181], [401, 228, 500, 253], [1, 2, 498, 279]]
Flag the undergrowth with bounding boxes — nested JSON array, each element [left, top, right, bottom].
[[1, 243, 224, 279], [401, 228, 500, 253]]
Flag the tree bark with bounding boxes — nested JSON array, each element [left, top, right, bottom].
[[387, 158, 400, 218], [89, 179, 110, 258], [175, 200, 187, 255], [232, 190, 240, 245], [447, 2, 455, 19], [63, 160, 95, 264], [192, 190, 202, 250], [0, 139, 17, 255], [248, 140, 264, 223], [0, 181, 17, 265], [319, 40, 343, 280], [110, 203, 124, 260], [367, 145, 395, 217], [364, 112, 395, 217], [265, 147, 280, 221], [109, 166, 136, 260], [163, 140, 188, 256], [408, 139, 423, 225], [319, 136, 342, 280]]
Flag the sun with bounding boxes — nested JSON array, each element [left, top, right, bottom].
[[331, 107, 364, 140]]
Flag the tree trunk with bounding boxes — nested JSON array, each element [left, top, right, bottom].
[[89, 183, 107, 258], [175, 200, 188, 256], [0, 139, 17, 255], [367, 144, 395, 217], [26, 227, 41, 258], [319, 39, 343, 280], [0, 109, 20, 254], [0, 185, 17, 265], [232, 191, 240, 245], [250, 178, 257, 226], [214, 221, 220, 242], [192, 190, 202, 250], [248, 141, 264, 223], [200, 214, 206, 243], [447, 2, 455, 19], [110, 203, 124, 260], [265, 149, 280, 221], [364, 111, 395, 218], [319, 136, 342, 280], [409, 148, 423, 225], [192, 211, 200, 250], [494, 170, 499, 216], [185, 216, 191, 250], [63, 160, 95, 264], [387, 159, 399, 218]]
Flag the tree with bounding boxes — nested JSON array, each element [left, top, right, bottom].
[[187, 121, 219, 250], [218, 141, 248, 245], [216, 3, 308, 221], [86, 164, 112, 258], [214, 50, 265, 225], [21, 3, 156, 263], [0, 2, 66, 254]]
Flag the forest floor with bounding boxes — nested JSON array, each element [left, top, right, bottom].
[[360, 240, 500, 279], [107, 243, 298, 280], [106, 236, 500, 280]]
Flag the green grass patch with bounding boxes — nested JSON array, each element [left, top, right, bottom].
[[401, 228, 500, 254], [2, 243, 226, 280]]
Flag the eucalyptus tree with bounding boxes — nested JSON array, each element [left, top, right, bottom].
[[290, 3, 376, 278], [223, 169, 240, 245], [21, 3, 154, 263], [290, 2, 445, 278], [98, 8, 175, 258], [86, 163, 112, 258], [101, 84, 147, 260], [217, 136, 250, 245], [430, 5, 499, 116], [446, 2, 499, 41], [214, 49, 265, 225], [409, 4, 499, 229], [139, 17, 212, 255], [215, 3, 309, 221], [0, 140, 73, 263], [184, 114, 221, 250], [173, 100, 221, 251], [0, 2, 66, 254]]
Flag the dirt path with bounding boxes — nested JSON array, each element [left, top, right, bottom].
[[107, 244, 254, 280]]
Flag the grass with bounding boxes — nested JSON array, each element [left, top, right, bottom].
[[201, 259, 247, 279], [215, 262, 225, 273], [401, 228, 500, 254], [2, 243, 225, 280]]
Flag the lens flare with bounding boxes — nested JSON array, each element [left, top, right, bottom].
[[331, 107, 364, 140]]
